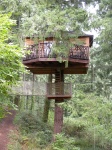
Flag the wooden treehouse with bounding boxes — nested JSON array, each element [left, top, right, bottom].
[[23, 32, 93, 135]]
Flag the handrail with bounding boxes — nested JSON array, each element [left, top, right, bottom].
[[23, 42, 89, 61], [46, 82, 72, 99]]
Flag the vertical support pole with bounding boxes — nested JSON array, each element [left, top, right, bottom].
[[54, 103, 63, 134], [54, 69, 64, 136], [30, 73, 35, 112], [43, 74, 52, 122], [91, 64, 94, 91]]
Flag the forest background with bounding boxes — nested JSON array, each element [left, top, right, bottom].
[[0, 0, 112, 150]]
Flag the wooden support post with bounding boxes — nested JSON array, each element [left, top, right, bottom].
[[54, 69, 64, 136], [43, 74, 52, 122], [14, 95, 20, 106], [54, 102, 63, 135]]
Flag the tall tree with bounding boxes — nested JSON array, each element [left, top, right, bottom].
[[89, 0, 112, 98], [0, 0, 92, 50], [43, 74, 52, 122], [0, 13, 24, 94], [20, 0, 93, 65]]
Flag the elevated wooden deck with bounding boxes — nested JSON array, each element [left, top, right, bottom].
[[23, 42, 90, 74], [46, 82, 72, 100]]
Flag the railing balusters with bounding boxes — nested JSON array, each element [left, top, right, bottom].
[[23, 43, 89, 61], [46, 82, 72, 99]]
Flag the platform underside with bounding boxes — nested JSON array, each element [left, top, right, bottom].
[[23, 58, 89, 74]]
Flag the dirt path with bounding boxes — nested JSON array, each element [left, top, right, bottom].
[[0, 110, 16, 150]]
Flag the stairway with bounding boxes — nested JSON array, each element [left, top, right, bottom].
[[55, 70, 64, 102]]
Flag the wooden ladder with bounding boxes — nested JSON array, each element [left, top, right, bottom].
[[55, 70, 64, 102]]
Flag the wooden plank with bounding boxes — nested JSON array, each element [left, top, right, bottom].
[[23, 58, 39, 64], [23, 57, 89, 64], [47, 95, 71, 99], [24, 62, 89, 69], [26, 68, 88, 74], [69, 58, 89, 64]]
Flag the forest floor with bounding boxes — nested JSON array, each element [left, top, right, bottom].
[[0, 110, 16, 150]]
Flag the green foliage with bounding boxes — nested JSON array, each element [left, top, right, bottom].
[[0, 0, 90, 61], [0, 106, 6, 120], [89, 0, 112, 98], [62, 90, 112, 149], [1, 1, 111, 150], [0, 13, 25, 94], [8, 89, 112, 150], [9, 130, 52, 150], [14, 111, 53, 149], [19, 1, 88, 61], [52, 133, 80, 150], [15, 111, 52, 133], [0, 95, 18, 120], [63, 118, 86, 137], [8, 130, 26, 150]]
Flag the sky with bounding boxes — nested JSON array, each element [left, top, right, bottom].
[[84, 4, 99, 38]]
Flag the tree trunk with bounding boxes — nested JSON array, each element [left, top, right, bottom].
[[43, 74, 52, 122], [54, 70, 64, 136], [54, 103, 63, 134], [30, 74, 35, 112], [14, 95, 20, 107]]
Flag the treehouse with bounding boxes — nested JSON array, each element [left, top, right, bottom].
[[22, 32, 93, 135], [23, 32, 93, 74], [23, 32, 93, 101]]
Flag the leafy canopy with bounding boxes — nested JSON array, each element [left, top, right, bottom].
[[0, 13, 24, 94], [19, 0, 88, 62]]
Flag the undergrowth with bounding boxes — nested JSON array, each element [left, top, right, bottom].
[[0, 106, 6, 120], [8, 113, 97, 150], [8, 92, 112, 150], [8, 111, 53, 150]]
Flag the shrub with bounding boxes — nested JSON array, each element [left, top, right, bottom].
[[14, 111, 53, 149], [52, 133, 80, 150], [63, 118, 86, 137], [0, 106, 5, 120]]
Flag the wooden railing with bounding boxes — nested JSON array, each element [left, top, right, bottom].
[[46, 82, 72, 99], [69, 45, 89, 60], [23, 42, 89, 61]]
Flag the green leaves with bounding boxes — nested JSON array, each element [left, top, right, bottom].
[[63, 90, 112, 149], [21, 4, 87, 36], [0, 13, 25, 94], [18, 1, 89, 64], [88, 0, 112, 98]]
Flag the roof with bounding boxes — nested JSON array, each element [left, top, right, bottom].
[[60, 31, 93, 47], [25, 31, 93, 47], [78, 34, 93, 47]]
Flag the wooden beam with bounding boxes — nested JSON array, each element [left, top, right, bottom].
[[25, 63, 88, 69], [69, 58, 89, 64], [26, 67, 88, 74], [47, 95, 71, 99], [23, 57, 89, 64]]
